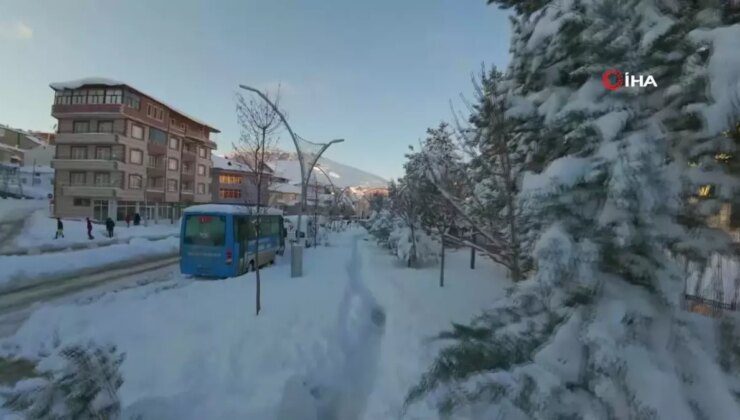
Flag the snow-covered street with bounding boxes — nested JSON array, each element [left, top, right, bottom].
[[0, 228, 509, 419]]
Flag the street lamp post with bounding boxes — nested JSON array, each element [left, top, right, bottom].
[[238, 84, 344, 277]]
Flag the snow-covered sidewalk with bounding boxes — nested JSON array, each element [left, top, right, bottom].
[[9, 208, 179, 252], [0, 228, 510, 419]]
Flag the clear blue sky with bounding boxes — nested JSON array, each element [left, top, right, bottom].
[[0, 0, 510, 179]]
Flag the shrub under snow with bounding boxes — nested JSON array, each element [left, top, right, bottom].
[[2, 342, 125, 419]]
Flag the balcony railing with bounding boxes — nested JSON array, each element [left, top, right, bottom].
[[59, 178, 124, 188]]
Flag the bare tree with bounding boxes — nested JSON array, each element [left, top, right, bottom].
[[234, 88, 283, 315]]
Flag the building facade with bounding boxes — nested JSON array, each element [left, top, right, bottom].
[[50, 78, 218, 222], [211, 154, 270, 205], [0, 124, 46, 165]]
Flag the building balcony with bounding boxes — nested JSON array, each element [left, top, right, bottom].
[[55, 132, 128, 145], [52, 103, 123, 118], [181, 189, 194, 195], [182, 149, 197, 162], [147, 142, 167, 155], [51, 158, 122, 171], [147, 162, 166, 177], [58, 179, 125, 198]]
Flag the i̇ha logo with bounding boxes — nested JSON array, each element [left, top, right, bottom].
[[601, 69, 657, 91]]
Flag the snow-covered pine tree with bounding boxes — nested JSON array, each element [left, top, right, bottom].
[[3, 342, 125, 419], [453, 67, 532, 280], [406, 0, 740, 418], [389, 172, 427, 267], [413, 123, 466, 285]]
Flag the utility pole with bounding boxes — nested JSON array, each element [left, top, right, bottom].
[[238, 84, 344, 277]]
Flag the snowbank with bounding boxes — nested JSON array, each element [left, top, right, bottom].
[[0, 198, 46, 224], [11, 210, 179, 250], [360, 241, 511, 419], [0, 237, 179, 291]]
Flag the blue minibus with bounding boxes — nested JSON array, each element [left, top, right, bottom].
[[180, 204, 285, 278]]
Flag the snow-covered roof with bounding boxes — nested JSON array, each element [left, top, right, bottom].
[[0, 143, 22, 153], [0, 124, 46, 146], [49, 77, 220, 133], [184, 204, 283, 216], [212, 154, 253, 172], [49, 77, 125, 90]]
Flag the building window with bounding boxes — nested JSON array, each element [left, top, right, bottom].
[[169, 137, 179, 150], [128, 174, 143, 189], [219, 174, 242, 184], [147, 104, 164, 121], [219, 188, 241, 199], [98, 120, 114, 133], [105, 89, 123, 104], [168, 158, 179, 171], [95, 146, 111, 160], [197, 164, 206, 176], [130, 149, 143, 165], [198, 147, 207, 158], [94, 172, 110, 186], [131, 124, 144, 140], [73, 198, 91, 207], [167, 179, 178, 192], [70, 172, 86, 185], [72, 90, 87, 104], [148, 127, 167, 145], [197, 183, 205, 194], [182, 181, 192, 192], [54, 91, 72, 105], [71, 146, 87, 159], [73, 121, 90, 133], [182, 162, 193, 174], [124, 92, 140, 110], [88, 89, 105, 104]]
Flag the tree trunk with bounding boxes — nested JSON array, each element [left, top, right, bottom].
[[497, 130, 522, 281], [440, 230, 446, 287], [470, 232, 476, 269]]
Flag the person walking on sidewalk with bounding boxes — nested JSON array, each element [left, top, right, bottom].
[[54, 218, 64, 239], [125, 213, 132, 228], [86, 217, 94, 240], [105, 217, 115, 238], [133, 212, 141, 226]]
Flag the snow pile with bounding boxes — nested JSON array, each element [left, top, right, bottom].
[[0, 198, 46, 223], [12, 210, 179, 250], [0, 237, 179, 291]]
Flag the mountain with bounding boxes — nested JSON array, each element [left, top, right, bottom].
[[269, 152, 388, 189]]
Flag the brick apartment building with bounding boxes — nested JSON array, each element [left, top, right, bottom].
[[211, 154, 271, 206], [50, 78, 218, 222]]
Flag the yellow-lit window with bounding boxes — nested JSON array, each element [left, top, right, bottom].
[[697, 184, 713, 198]]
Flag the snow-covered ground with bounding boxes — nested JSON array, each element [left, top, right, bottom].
[[11, 208, 179, 250], [0, 237, 179, 292], [0, 228, 509, 419], [0, 198, 46, 224]]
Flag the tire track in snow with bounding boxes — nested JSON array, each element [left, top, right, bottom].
[[277, 233, 386, 420]]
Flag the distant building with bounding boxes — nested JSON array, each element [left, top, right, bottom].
[[0, 124, 47, 165], [23, 144, 56, 167], [211, 154, 271, 205], [269, 182, 302, 211], [49, 78, 218, 221]]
